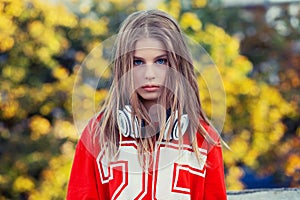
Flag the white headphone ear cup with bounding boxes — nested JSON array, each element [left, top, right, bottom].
[[176, 114, 189, 139], [172, 120, 179, 140], [132, 115, 139, 138], [164, 110, 179, 140], [164, 115, 172, 140], [118, 105, 140, 138], [118, 109, 131, 137], [164, 112, 189, 140]]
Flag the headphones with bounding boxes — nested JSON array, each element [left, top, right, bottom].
[[118, 105, 189, 140]]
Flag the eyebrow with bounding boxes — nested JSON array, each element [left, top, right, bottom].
[[133, 54, 168, 60]]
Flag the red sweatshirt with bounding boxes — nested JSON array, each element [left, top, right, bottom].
[[67, 116, 227, 200]]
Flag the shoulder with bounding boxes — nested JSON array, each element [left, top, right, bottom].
[[78, 112, 103, 158], [200, 119, 220, 142], [196, 119, 221, 151]]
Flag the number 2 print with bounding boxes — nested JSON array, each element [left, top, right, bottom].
[[97, 141, 207, 200]]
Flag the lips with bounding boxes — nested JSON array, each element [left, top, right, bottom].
[[141, 85, 160, 92]]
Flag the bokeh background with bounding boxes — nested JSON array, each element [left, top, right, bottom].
[[0, 0, 300, 199]]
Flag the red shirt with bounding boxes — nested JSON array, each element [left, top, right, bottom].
[[67, 116, 227, 200]]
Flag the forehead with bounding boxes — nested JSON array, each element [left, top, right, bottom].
[[133, 38, 166, 57], [134, 38, 165, 51]]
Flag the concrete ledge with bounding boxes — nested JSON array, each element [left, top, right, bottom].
[[227, 188, 300, 200]]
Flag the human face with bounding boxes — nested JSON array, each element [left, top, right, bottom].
[[133, 38, 168, 110]]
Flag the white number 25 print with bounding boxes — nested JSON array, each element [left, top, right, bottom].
[[96, 141, 207, 200]]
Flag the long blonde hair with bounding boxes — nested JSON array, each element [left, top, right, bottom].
[[96, 10, 217, 166]]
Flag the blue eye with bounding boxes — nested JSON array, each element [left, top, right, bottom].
[[133, 59, 144, 66], [155, 58, 167, 65]]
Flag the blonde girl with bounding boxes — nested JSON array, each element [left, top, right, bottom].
[[67, 9, 227, 200]]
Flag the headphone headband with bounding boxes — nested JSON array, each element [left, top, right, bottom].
[[118, 105, 189, 140]]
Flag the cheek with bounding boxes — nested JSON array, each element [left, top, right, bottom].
[[133, 70, 143, 86], [157, 67, 168, 82]]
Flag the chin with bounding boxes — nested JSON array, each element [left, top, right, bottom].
[[140, 94, 160, 101]]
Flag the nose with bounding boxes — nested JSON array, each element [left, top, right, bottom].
[[144, 64, 155, 80]]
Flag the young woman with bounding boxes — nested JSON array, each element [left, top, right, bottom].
[[67, 10, 227, 200]]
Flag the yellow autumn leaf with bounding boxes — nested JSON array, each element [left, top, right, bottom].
[[52, 66, 69, 80], [192, 0, 207, 8], [0, 34, 14, 52], [53, 120, 77, 140], [29, 115, 51, 140], [13, 176, 35, 192], [180, 12, 202, 31], [286, 154, 300, 176]]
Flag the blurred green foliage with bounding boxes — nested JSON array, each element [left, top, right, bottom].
[[0, 0, 299, 199]]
